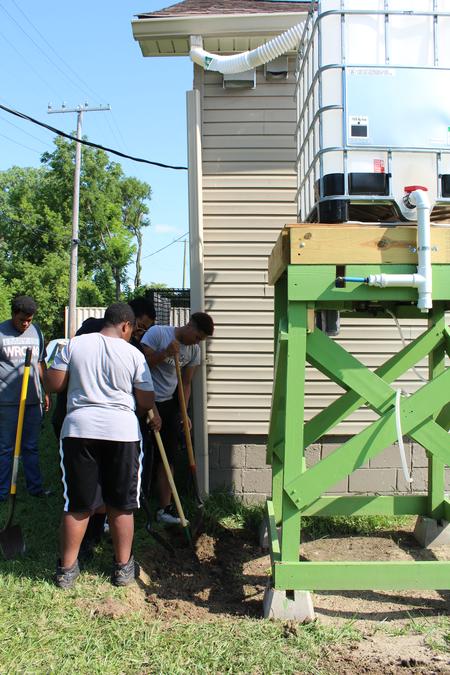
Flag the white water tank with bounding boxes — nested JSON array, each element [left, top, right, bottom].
[[296, 0, 450, 223]]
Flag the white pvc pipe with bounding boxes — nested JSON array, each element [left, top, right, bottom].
[[190, 21, 305, 74], [367, 188, 432, 313], [395, 390, 413, 484]]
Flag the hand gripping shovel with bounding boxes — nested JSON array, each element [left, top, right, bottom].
[[174, 354, 204, 535], [0, 347, 32, 559]]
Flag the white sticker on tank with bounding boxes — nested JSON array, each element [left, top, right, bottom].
[[349, 115, 369, 139], [348, 67, 395, 77]]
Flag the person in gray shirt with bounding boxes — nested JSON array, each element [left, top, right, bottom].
[[141, 312, 214, 525], [45, 303, 160, 590], [0, 295, 50, 501]]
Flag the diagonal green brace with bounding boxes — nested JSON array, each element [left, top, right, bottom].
[[304, 323, 444, 446], [285, 367, 450, 509]]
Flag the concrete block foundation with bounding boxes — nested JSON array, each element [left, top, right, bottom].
[[263, 581, 315, 621], [209, 434, 435, 502]]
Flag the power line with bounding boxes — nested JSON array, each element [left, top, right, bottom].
[[0, 131, 44, 154], [0, 112, 53, 147], [143, 232, 189, 259], [6, 1, 128, 153], [0, 2, 87, 97], [0, 102, 188, 171], [8, 0, 107, 104], [0, 26, 60, 97]]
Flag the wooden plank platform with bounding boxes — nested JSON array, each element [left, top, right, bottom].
[[268, 223, 450, 285]]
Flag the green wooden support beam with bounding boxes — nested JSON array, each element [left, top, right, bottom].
[[288, 265, 450, 302], [266, 327, 287, 464], [266, 500, 281, 564], [300, 495, 429, 517], [273, 561, 450, 591], [306, 328, 396, 411], [286, 367, 450, 509], [304, 322, 444, 446], [280, 301, 307, 561]]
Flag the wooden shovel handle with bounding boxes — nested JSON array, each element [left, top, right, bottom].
[[174, 353, 196, 472], [147, 408, 188, 528]]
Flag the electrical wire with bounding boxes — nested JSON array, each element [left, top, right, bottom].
[[142, 233, 188, 259], [0, 102, 188, 171], [6, 0, 128, 153], [0, 2, 88, 96], [0, 112, 53, 147], [0, 131, 44, 154], [8, 0, 105, 103], [0, 26, 60, 98]]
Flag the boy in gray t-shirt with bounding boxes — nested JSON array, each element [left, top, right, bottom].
[[45, 303, 157, 590], [140, 312, 214, 525]]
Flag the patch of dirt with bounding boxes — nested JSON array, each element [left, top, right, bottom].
[[76, 596, 131, 619], [124, 523, 450, 673], [137, 527, 269, 621], [321, 636, 450, 674]]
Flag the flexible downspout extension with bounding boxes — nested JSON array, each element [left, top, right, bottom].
[[190, 20, 306, 74]]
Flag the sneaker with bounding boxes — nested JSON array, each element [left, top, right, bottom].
[[111, 555, 140, 587], [54, 559, 80, 589], [156, 504, 181, 526]]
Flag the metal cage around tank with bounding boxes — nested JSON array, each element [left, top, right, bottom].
[[296, 0, 450, 224]]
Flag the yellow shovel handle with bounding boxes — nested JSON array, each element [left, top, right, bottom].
[[11, 348, 33, 495]]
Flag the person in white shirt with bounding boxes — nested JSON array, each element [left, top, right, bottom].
[[45, 302, 160, 589]]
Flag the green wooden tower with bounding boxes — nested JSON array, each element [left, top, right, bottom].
[[265, 223, 450, 613]]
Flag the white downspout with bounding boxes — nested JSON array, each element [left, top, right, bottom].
[[367, 187, 432, 312], [189, 19, 306, 74], [186, 87, 209, 497]]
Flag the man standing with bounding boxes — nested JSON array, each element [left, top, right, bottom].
[[45, 302, 157, 589], [141, 312, 214, 524], [0, 295, 50, 501]]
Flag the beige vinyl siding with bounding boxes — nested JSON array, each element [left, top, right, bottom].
[[196, 63, 444, 436]]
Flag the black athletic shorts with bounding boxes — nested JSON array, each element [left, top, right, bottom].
[[153, 398, 180, 465], [60, 437, 143, 513]]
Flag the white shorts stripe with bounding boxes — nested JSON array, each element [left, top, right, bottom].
[[135, 439, 144, 509], [58, 438, 69, 512]]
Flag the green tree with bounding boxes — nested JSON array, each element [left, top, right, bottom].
[[120, 176, 151, 290], [0, 136, 151, 336]]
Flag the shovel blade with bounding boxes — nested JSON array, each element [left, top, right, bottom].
[[0, 524, 26, 560]]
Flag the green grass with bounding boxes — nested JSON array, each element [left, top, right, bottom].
[[0, 576, 360, 674], [0, 415, 363, 674], [380, 614, 450, 653], [300, 514, 415, 540]]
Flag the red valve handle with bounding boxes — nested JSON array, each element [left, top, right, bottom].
[[404, 185, 428, 193]]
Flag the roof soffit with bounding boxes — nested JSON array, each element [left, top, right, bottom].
[[132, 12, 308, 57]]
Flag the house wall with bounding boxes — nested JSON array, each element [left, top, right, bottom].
[[194, 61, 446, 501]]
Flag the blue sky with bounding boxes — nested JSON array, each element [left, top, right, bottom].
[[0, 0, 192, 288]]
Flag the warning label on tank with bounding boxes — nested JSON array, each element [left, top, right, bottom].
[[349, 115, 369, 140], [373, 159, 385, 173]]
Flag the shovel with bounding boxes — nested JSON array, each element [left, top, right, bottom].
[[174, 354, 204, 534], [147, 408, 195, 551], [0, 347, 32, 559]]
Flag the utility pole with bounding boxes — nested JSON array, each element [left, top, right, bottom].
[[182, 239, 187, 289], [48, 102, 110, 337]]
